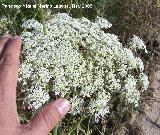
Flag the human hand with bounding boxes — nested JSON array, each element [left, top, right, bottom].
[[0, 35, 70, 135]]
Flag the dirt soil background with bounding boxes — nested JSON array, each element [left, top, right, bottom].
[[138, 29, 160, 135], [138, 69, 160, 135]]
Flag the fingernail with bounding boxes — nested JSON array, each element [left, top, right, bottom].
[[57, 99, 70, 116], [12, 36, 20, 40]]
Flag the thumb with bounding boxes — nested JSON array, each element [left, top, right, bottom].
[[28, 99, 70, 135]]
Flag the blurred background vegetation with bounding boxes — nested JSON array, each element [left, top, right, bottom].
[[0, 0, 160, 41], [0, 0, 160, 134]]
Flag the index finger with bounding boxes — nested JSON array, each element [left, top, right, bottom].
[[0, 36, 21, 104]]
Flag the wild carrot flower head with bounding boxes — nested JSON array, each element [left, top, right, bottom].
[[19, 13, 149, 122]]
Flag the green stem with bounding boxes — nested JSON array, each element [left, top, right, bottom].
[[53, 122, 60, 135], [38, 0, 47, 35], [67, 115, 88, 135]]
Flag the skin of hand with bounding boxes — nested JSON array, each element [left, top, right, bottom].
[[0, 35, 71, 135]]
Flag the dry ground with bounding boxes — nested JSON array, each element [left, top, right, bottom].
[[137, 70, 160, 135]]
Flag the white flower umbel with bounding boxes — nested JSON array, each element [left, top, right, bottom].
[[95, 16, 112, 29], [123, 75, 140, 107], [69, 96, 84, 115], [89, 91, 110, 123], [129, 35, 148, 53], [0, 16, 11, 32], [20, 12, 149, 122], [22, 19, 43, 32], [26, 84, 50, 109], [139, 73, 149, 91]]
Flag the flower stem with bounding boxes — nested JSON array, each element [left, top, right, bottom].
[[38, 0, 47, 35], [53, 122, 60, 135]]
